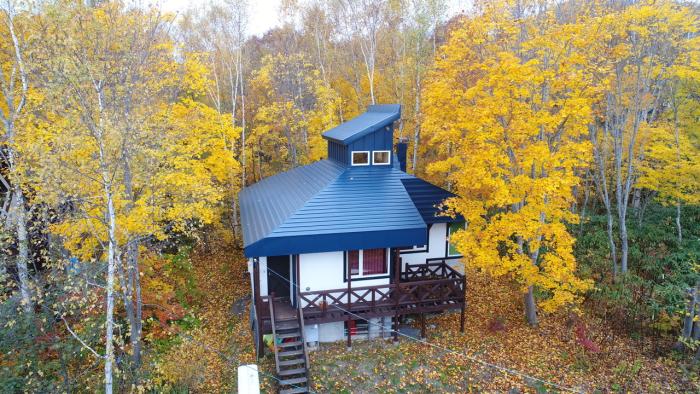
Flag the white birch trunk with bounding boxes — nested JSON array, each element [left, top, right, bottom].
[[13, 187, 32, 316]]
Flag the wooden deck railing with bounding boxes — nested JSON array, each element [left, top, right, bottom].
[[297, 277, 464, 324], [259, 261, 466, 327], [402, 261, 463, 281]]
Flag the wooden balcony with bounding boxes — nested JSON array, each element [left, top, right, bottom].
[[258, 261, 466, 329]]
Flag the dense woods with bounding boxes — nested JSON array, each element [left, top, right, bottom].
[[1, 0, 699, 392]]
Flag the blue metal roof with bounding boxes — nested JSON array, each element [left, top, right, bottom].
[[239, 103, 462, 258], [401, 178, 462, 224], [240, 162, 427, 257], [239, 162, 462, 257], [239, 160, 345, 252], [322, 104, 401, 145]]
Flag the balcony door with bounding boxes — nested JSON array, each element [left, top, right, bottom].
[[267, 255, 291, 301]]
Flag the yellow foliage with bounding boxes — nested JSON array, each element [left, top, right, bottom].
[[248, 53, 341, 177], [423, 0, 595, 315]]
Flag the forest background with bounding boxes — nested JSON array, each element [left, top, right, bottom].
[[1, 0, 699, 392]]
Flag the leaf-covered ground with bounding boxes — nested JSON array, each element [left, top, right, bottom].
[[153, 240, 699, 392], [151, 233, 256, 392], [307, 268, 699, 393]]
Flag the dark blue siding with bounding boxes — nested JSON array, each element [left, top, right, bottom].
[[322, 104, 400, 145], [328, 141, 348, 165], [347, 125, 393, 165]]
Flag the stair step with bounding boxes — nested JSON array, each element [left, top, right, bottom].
[[277, 331, 301, 339], [278, 358, 306, 366], [279, 386, 309, 394], [278, 349, 304, 357], [279, 376, 308, 386], [278, 367, 307, 376], [279, 341, 302, 348], [277, 321, 300, 330]]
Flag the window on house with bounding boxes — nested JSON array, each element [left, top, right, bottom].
[[347, 248, 388, 277], [351, 151, 369, 165], [447, 222, 466, 257], [372, 150, 390, 165]]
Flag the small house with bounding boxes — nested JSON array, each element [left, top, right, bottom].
[[239, 104, 466, 393]]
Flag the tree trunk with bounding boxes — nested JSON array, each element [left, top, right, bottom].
[[631, 188, 641, 213], [676, 201, 682, 243], [13, 187, 32, 316], [619, 209, 629, 273], [411, 50, 422, 174], [524, 286, 538, 326], [589, 124, 618, 277], [104, 186, 117, 394], [121, 155, 143, 370], [126, 240, 142, 368], [231, 196, 239, 239], [240, 53, 247, 187], [679, 282, 698, 341]]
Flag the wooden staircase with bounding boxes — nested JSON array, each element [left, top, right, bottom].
[[269, 298, 311, 394]]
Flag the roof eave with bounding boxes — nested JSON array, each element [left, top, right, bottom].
[[243, 225, 427, 258], [321, 111, 401, 146]]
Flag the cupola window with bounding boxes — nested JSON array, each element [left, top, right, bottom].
[[372, 150, 390, 165], [351, 151, 370, 166]]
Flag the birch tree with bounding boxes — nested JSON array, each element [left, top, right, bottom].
[[0, 0, 33, 317], [602, 2, 696, 274], [18, 3, 240, 390]]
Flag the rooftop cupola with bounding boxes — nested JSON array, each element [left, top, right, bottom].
[[323, 104, 401, 167]]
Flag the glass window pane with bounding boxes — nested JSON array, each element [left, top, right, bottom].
[[373, 151, 389, 164], [362, 248, 386, 275], [348, 250, 360, 275], [352, 151, 369, 165]]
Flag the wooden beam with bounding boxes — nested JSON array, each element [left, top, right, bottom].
[[252, 257, 263, 359], [393, 248, 400, 343], [460, 274, 467, 333], [347, 252, 352, 350]]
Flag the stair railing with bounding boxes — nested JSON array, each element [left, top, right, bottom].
[[268, 295, 281, 373], [296, 291, 311, 385]]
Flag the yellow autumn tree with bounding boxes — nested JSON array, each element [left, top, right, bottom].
[[248, 53, 341, 178], [637, 80, 700, 242], [13, 3, 240, 389], [423, 0, 594, 325]]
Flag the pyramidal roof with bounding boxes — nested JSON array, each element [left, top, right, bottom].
[[238, 104, 460, 258], [240, 162, 429, 257]]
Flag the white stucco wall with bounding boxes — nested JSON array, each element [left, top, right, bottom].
[[247, 256, 269, 297], [399, 223, 447, 265], [298, 250, 391, 294], [399, 222, 464, 273]]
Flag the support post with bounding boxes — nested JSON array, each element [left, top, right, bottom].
[[420, 313, 426, 339], [460, 274, 467, 333], [347, 253, 352, 350], [253, 257, 263, 359], [393, 248, 400, 343]]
